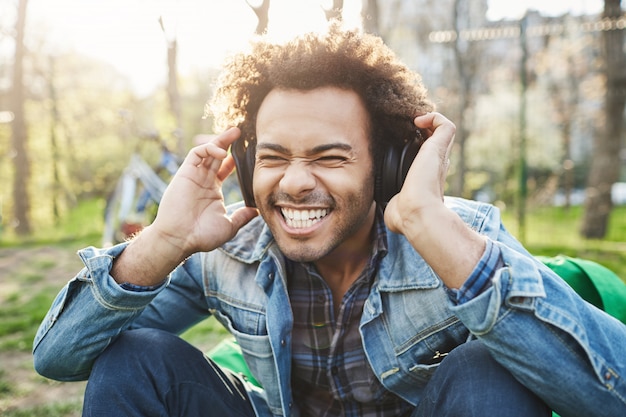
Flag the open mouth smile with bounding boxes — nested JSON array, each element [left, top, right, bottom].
[[280, 207, 329, 229]]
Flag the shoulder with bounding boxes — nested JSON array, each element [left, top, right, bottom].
[[444, 196, 502, 236]]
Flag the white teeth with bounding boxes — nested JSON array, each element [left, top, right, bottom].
[[281, 208, 328, 229]]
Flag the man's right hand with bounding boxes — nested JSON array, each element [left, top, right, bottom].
[[111, 127, 258, 287]]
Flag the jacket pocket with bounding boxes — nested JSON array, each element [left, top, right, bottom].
[[215, 313, 284, 415]]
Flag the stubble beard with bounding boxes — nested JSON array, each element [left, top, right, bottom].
[[258, 186, 374, 263]]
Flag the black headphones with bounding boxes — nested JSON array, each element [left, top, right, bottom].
[[231, 133, 423, 208]]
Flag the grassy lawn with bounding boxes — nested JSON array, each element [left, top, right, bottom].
[[1, 402, 83, 417], [0, 198, 624, 415], [501, 205, 626, 281]]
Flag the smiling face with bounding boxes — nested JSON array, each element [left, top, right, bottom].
[[253, 87, 376, 263]]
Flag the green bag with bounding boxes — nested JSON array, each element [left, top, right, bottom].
[[537, 255, 626, 417], [207, 338, 262, 388], [537, 255, 626, 325]]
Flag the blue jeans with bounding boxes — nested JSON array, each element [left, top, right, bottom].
[[83, 329, 550, 417]]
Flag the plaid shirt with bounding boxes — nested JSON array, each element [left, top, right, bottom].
[[286, 209, 501, 416], [287, 211, 414, 417]]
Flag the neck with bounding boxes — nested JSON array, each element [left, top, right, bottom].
[[313, 204, 376, 310]]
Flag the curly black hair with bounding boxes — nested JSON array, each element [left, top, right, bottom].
[[208, 22, 435, 156]]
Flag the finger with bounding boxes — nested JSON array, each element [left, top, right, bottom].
[[414, 116, 433, 139], [229, 207, 259, 232], [208, 155, 223, 174], [217, 153, 236, 181], [414, 113, 456, 158], [414, 112, 456, 138], [183, 127, 241, 167], [185, 142, 228, 168], [211, 126, 241, 150]]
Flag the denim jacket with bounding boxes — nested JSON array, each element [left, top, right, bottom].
[[33, 197, 626, 417]]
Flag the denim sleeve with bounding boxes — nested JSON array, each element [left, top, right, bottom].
[[449, 213, 626, 415], [32, 243, 209, 382]]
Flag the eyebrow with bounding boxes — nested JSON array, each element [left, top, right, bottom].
[[256, 142, 353, 156]]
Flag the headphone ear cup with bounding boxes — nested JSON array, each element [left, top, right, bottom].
[[232, 137, 257, 207], [397, 138, 421, 194], [376, 139, 421, 204], [376, 145, 399, 204]]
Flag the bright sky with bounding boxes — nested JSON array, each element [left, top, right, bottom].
[[25, 0, 604, 95], [487, 0, 603, 20], [26, 0, 363, 95]]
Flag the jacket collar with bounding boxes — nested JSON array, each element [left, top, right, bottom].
[[219, 197, 494, 291], [219, 202, 443, 290]]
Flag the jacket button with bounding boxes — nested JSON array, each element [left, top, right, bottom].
[[268, 273, 274, 280], [281, 339, 286, 346]]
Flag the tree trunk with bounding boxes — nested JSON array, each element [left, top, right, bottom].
[[159, 16, 183, 155], [166, 39, 184, 155], [450, 0, 469, 197], [323, 0, 344, 22], [11, 0, 31, 235], [580, 0, 625, 239], [449, 0, 485, 199], [247, 0, 270, 35], [361, 0, 380, 35], [49, 56, 62, 224]]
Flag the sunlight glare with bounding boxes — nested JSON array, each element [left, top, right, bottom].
[[26, 0, 362, 95], [264, 0, 361, 43]]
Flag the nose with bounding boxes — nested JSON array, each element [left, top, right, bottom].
[[279, 160, 316, 199]]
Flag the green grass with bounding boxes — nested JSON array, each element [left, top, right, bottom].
[[0, 198, 104, 249], [0, 199, 624, 416], [502, 205, 626, 244], [4, 197, 623, 278], [0, 369, 13, 396], [501, 205, 626, 281], [2, 401, 82, 417], [0, 290, 58, 351], [0, 200, 624, 354]]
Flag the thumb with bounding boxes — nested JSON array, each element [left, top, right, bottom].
[[229, 207, 259, 233]]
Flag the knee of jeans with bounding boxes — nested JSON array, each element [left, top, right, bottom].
[[101, 328, 187, 363], [442, 340, 493, 368], [421, 341, 551, 417], [432, 340, 507, 385]]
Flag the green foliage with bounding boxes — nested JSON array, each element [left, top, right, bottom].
[[0, 49, 223, 238], [2, 401, 82, 417]]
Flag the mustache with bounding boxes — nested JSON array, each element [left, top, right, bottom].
[[268, 191, 335, 208]]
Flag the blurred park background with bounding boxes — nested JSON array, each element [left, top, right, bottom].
[[0, 0, 625, 415]]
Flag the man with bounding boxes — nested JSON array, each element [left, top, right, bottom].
[[34, 24, 626, 417]]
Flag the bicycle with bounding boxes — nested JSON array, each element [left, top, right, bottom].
[[102, 133, 181, 247]]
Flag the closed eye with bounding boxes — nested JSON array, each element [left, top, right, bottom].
[[256, 154, 289, 167], [315, 155, 348, 167]]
